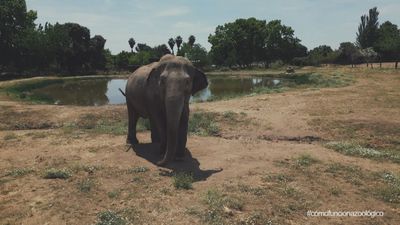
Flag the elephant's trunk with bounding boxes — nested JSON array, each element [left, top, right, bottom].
[[157, 96, 184, 166]]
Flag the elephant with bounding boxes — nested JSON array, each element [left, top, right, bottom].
[[124, 54, 208, 166]]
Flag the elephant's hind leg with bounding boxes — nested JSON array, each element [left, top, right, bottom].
[[150, 119, 161, 143], [127, 103, 139, 145]]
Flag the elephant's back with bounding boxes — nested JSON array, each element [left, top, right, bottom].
[[125, 65, 152, 117]]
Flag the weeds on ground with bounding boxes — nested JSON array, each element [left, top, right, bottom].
[[325, 141, 400, 163], [295, 154, 319, 167], [6, 168, 34, 177], [173, 172, 194, 190], [43, 168, 71, 179], [189, 112, 220, 136], [78, 178, 95, 193]]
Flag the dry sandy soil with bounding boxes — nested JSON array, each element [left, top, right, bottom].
[[0, 66, 399, 225]]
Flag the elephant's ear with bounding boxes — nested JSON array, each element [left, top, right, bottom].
[[190, 67, 208, 95], [147, 63, 166, 85]]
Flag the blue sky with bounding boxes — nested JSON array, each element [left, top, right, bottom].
[[26, 0, 400, 54]]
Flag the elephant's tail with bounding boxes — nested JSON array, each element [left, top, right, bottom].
[[118, 88, 126, 97]]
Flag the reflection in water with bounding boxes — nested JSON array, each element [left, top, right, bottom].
[[30, 76, 283, 106]]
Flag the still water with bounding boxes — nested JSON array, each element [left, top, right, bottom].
[[29, 75, 283, 106]]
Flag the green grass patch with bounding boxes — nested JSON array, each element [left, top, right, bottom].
[[202, 189, 245, 224], [43, 168, 71, 179], [78, 178, 95, 193], [189, 112, 220, 136], [107, 190, 120, 199], [295, 154, 319, 167], [325, 141, 400, 163], [376, 172, 400, 203], [262, 173, 294, 183], [3, 133, 18, 140], [95, 208, 140, 225], [127, 166, 149, 173], [237, 184, 266, 196], [329, 186, 343, 196], [4, 79, 64, 104], [95, 210, 127, 225], [172, 172, 194, 190], [69, 114, 150, 136], [6, 168, 34, 177]]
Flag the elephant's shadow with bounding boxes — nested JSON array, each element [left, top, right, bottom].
[[129, 143, 222, 182]]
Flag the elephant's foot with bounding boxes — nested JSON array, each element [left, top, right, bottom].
[[156, 158, 168, 166], [126, 137, 138, 145]]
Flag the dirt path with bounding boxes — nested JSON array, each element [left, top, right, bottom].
[[0, 67, 399, 225]]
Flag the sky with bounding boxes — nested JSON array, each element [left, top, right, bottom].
[[26, 0, 400, 54]]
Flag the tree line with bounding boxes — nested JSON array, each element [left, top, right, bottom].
[[1, 1, 399, 77]]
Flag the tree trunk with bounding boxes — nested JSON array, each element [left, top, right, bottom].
[[396, 61, 398, 69], [380, 61, 382, 68]]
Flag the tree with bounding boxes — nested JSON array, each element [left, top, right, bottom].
[[208, 18, 305, 67], [186, 44, 210, 68], [135, 43, 152, 52], [308, 45, 334, 65], [128, 38, 136, 53], [375, 21, 400, 69], [209, 18, 268, 67], [336, 42, 362, 67], [61, 23, 91, 72], [115, 51, 130, 70], [188, 35, 196, 47], [175, 36, 183, 55], [359, 47, 377, 68], [152, 44, 171, 59], [168, 38, 175, 55], [356, 7, 379, 49], [89, 35, 107, 70], [0, 0, 37, 69], [264, 20, 306, 65]]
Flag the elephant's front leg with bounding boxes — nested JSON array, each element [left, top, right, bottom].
[[176, 104, 189, 160], [150, 114, 167, 155], [127, 103, 139, 144]]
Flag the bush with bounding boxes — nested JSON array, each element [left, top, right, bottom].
[[43, 168, 71, 179], [173, 172, 194, 190]]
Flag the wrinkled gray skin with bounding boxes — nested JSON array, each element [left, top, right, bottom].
[[125, 54, 208, 166]]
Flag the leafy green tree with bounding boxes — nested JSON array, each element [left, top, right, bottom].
[[175, 36, 183, 55], [168, 38, 175, 55], [0, 0, 37, 69], [375, 21, 400, 69], [115, 51, 130, 70], [103, 49, 115, 70], [180, 43, 209, 68], [209, 18, 305, 67], [356, 7, 379, 49], [359, 47, 377, 68], [209, 18, 267, 67], [264, 20, 306, 65], [128, 38, 135, 53], [135, 43, 152, 52], [89, 35, 107, 70], [152, 44, 171, 59], [336, 42, 362, 67], [308, 45, 334, 65], [188, 35, 196, 47]]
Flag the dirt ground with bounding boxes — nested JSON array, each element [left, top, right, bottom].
[[0, 66, 399, 225]]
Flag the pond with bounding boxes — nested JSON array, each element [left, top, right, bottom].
[[15, 74, 318, 106]]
